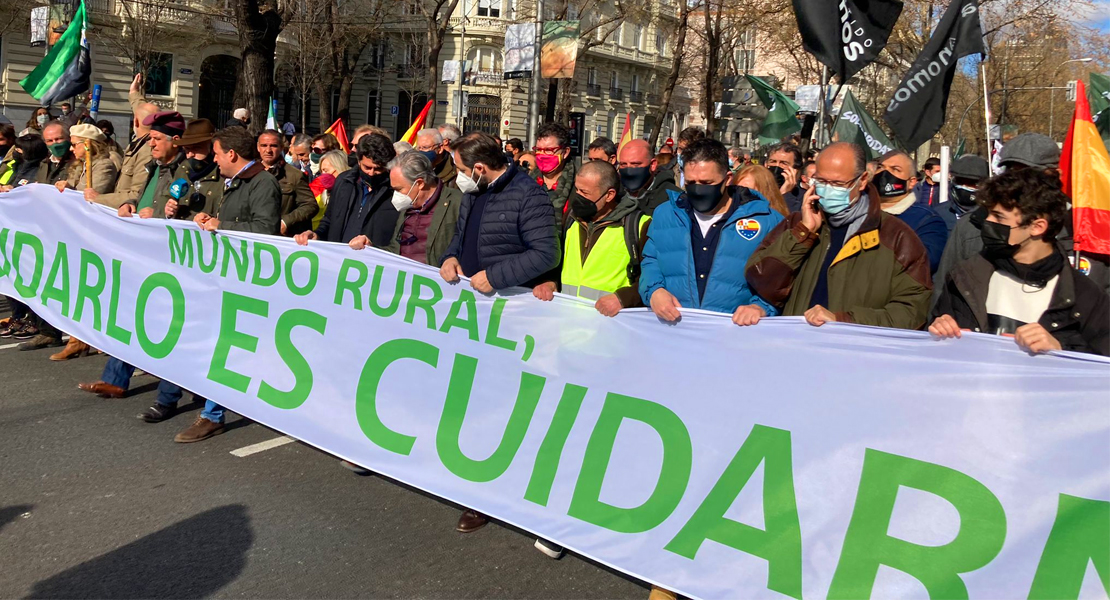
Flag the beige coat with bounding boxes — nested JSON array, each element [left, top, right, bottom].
[[65, 156, 119, 194], [94, 90, 153, 208]]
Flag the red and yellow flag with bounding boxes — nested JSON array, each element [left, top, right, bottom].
[[325, 118, 350, 154], [617, 113, 633, 154], [1061, 79, 1110, 255], [400, 100, 434, 146]]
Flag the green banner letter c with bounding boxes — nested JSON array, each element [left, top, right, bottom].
[[355, 339, 439, 455], [828, 449, 1007, 600]]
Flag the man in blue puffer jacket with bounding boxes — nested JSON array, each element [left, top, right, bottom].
[[639, 138, 784, 325], [440, 132, 560, 293]]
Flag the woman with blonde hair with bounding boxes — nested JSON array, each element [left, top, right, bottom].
[[310, 150, 351, 229], [734, 164, 789, 216], [55, 123, 118, 195]]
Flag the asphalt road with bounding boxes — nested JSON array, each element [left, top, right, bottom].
[[0, 327, 647, 599]]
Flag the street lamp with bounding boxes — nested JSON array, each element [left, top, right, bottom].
[[1049, 57, 1093, 140]]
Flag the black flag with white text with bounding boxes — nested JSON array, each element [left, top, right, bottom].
[[884, 0, 986, 149], [792, 0, 903, 82]]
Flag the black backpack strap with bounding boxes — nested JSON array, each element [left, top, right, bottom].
[[623, 209, 644, 283]]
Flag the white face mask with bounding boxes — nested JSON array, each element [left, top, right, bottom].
[[391, 181, 417, 211], [456, 167, 482, 194], [930, 172, 942, 183]]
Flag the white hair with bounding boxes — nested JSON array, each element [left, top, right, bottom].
[[437, 123, 461, 142], [393, 141, 414, 154], [416, 128, 443, 145], [233, 108, 250, 120], [388, 150, 437, 186]]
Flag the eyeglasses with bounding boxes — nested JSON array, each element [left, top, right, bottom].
[[311, 146, 327, 153], [811, 173, 863, 188], [532, 145, 565, 155]]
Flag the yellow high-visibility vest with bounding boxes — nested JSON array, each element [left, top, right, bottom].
[[561, 215, 649, 300]]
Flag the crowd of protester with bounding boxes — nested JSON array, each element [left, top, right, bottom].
[[2, 71, 1108, 600]]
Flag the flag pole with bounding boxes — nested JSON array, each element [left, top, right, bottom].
[[981, 61, 993, 175], [527, 0, 543, 149], [817, 66, 828, 147]]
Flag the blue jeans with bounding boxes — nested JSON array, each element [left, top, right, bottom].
[[156, 381, 225, 424], [102, 356, 135, 390], [104, 357, 225, 424]]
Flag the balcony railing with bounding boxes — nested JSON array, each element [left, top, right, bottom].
[[629, 90, 644, 103], [647, 93, 661, 105], [586, 84, 601, 97], [609, 87, 623, 100], [472, 71, 503, 85]]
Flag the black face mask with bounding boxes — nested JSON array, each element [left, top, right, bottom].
[[360, 170, 386, 188], [951, 185, 977, 209], [980, 220, 1022, 260], [686, 183, 725, 213], [873, 170, 909, 198], [186, 157, 211, 174], [619, 166, 651, 192], [569, 192, 600, 221], [767, 166, 787, 188]]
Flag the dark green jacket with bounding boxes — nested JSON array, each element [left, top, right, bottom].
[[166, 161, 223, 221], [131, 153, 184, 217], [745, 190, 933, 330], [266, 162, 316, 236], [217, 162, 282, 235], [387, 185, 462, 265]]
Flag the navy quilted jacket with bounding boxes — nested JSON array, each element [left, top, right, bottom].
[[442, 163, 560, 289]]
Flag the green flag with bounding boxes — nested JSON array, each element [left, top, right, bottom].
[[745, 74, 801, 146], [1089, 73, 1110, 149], [830, 89, 897, 161], [20, 0, 91, 106], [954, 137, 966, 159]]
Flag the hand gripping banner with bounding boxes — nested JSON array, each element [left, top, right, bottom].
[[1, 185, 1108, 599]]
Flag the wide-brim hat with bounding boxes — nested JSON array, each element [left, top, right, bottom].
[[172, 119, 216, 146]]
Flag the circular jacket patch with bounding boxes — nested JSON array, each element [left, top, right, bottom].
[[736, 218, 761, 241]]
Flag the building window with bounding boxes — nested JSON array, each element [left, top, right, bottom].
[[609, 71, 619, 90], [632, 24, 642, 50], [655, 31, 667, 56], [141, 52, 173, 97], [477, 0, 500, 18], [587, 67, 597, 86], [735, 49, 755, 73], [631, 74, 640, 92], [466, 46, 502, 73]]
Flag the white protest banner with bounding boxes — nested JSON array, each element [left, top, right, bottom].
[[1, 184, 1108, 599]]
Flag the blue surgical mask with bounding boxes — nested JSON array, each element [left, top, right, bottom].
[[419, 150, 438, 163], [676, 153, 685, 169], [815, 177, 860, 215]]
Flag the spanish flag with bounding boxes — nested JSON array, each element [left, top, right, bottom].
[[325, 118, 350, 154], [617, 113, 633, 154], [400, 100, 434, 146], [1060, 79, 1110, 255]]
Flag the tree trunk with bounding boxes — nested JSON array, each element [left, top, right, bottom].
[[649, 3, 690, 148], [232, 0, 283, 136], [702, 0, 720, 135], [425, 29, 444, 125], [315, 80, 332, 131]]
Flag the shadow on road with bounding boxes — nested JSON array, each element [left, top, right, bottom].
[[0, 504, 33, 534], [26, 504, 253, 599]]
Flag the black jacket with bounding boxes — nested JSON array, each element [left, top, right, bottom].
[[314, 168, 397, 246], [443, 163, 560, 289], [932, 254, 1110, 356]]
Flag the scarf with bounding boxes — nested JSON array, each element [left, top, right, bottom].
[[827, 193, 871, 240], [990, 247, 1067, 290]]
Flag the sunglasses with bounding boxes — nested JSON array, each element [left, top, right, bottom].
[[311, 147, 327, 153]]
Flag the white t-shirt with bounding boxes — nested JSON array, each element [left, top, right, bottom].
[[985, 270, 1059, 335], [693, 210, 726, 237]]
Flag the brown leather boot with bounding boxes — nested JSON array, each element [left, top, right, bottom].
[[174, 416, 225, 443], [50, 337, 90, 361], [77, 381, 127, 398]]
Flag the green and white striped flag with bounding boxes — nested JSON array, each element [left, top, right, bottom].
[[20, 0, 92, 107]]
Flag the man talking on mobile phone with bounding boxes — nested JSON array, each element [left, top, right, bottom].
[[745, 142, 933, 330]]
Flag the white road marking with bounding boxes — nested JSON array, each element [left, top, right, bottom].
[[230, 436, 295, 457], [0, 342, 20, 350]]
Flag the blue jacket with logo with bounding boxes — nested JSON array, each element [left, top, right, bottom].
[[639, 187, 783, 315]]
